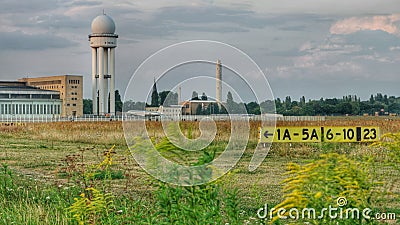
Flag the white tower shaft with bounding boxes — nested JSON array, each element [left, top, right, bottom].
[[98, 47, 105, 114], [103, 48, 109, 113], [91, 48, 97, 114], [110, 48, 115, 114]]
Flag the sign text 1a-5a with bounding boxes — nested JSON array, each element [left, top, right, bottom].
[[260, 127, 321, 143]]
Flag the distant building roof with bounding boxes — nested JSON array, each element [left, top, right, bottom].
[[0, 81, 59, 95], [18, 74, 83, 82], [0, 81, 27, 87]]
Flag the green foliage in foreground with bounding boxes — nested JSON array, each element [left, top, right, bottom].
[[268, 153, 379, 225], [2, 132, 400, 224], [0, 142, 243, 225]]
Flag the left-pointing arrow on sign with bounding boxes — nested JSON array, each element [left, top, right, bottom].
[[264, 130, 273, 138]]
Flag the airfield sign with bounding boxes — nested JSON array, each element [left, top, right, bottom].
[[259, 126, 380, 143]]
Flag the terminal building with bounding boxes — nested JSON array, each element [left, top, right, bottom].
[[0, 75, 83, 119], [19, 75, 83, 117], [0, 81, 62, 117]]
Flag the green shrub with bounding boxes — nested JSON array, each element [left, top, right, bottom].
[[268, 153, 378, 225], [67, 187, 114, 225]]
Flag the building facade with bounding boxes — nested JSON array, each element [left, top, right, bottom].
[[19, 75, 83, 117], [159, 105, 182, 118], [181, 100, 217, 115], [0, 81, 62, 117]]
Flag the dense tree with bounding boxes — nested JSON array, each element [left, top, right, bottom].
[[246, 102, 261, 115], [369, 94, 375, 104], [383, 94, 389, 105], [376, 93, 383, 102], [201, 92, 208, 100], [226, 91, 235, 112], [389, 102, 400, 113], [196, 104, 203, 115], [219, 104, 228, 114], [159, 91, 170, 106], [123, 101, 146, 111], [191, 91, 199, 100], [166, 92, 178, 106], [83, 99, 92, 114], [150, 80, 159, 107], [284, 96, 292, 110], [209, 103, 220, 114], [300, 96, 306, 107], [115, 90, 123, 112], [260, 100, 275, 114], [338, 102, 353, 115]]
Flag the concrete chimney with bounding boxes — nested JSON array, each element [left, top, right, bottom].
[[216, 59, 222, 106]]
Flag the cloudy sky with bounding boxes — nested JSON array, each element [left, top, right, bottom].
[[0, 0, 399, 102]]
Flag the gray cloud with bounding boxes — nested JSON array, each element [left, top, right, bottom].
[[154, 6, 264, 27], [67, 0, 102, 7], [344, 30, 400, 52], [0, 0, 61, 13], [0, 31, 77, 50], [14, 14, 87, 31], [114, 5, 264, 39]]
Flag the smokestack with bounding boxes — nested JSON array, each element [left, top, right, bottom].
[[216, 59, 222, 106]]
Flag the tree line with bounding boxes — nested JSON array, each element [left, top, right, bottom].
[[83, 91, 400, 116], [272, 93, 400, 116]]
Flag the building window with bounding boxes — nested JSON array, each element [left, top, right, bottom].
[[72, 104, 76, 107], [67, 104, 70, 106]]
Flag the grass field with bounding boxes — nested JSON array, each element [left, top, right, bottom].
[[0, 117, 399, 224]]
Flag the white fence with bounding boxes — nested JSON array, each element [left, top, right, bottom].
[[0, 114, 326, 123]]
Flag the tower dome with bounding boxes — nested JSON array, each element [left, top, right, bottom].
[[91, 14, 116, 34]]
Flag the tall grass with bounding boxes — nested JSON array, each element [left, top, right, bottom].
[[0, 118, 399, 224]]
